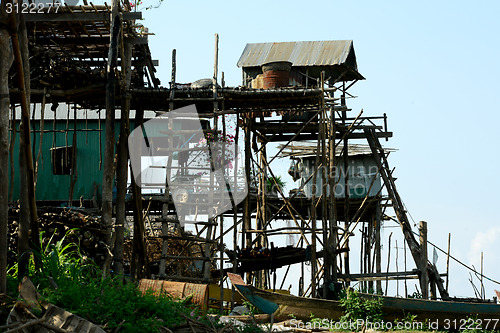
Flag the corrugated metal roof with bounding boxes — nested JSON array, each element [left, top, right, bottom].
[[237, 40, 356, 68]]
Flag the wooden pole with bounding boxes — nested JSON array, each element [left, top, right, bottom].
[[203, 33, 218, 283], [404, 238, 408, 297], [310, 108, 321, 297], [243, 117, 252, 271], [169, 49, 176, 111], [114, 40, 133, 277], [68, 104, 77, 205], [8, 105, 15, 202], [328, 81, 338, 288], [0, 7, 13, 293], [342, 83, 350, 283], [446, 233, 451, 293], [130, 108, 148, 280], [395, 239, 399, 296], [375, 204, 382, 294], [319, 72, 330, 298], [480, 251, 484, 300], [385, 232, 392, 295], [419, 221, 429, 299], [101, 0, 122, 276], [9, 8, 42, 273]]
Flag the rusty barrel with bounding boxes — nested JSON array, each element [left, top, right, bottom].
[[262, 61, 292, 89], [138, 279, 209, 312]]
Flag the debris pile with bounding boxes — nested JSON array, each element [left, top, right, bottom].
[[124, 227, 217, 277], [7, 206, 108, 267]]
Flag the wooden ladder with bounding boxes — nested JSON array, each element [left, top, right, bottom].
[[365, 128, 450, 300]]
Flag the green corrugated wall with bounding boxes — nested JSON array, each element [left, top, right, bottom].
[[9, 119, 122, 203]]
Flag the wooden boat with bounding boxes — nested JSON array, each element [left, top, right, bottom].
[[227, 273, 343, 320], [228, 273, 500, 328]]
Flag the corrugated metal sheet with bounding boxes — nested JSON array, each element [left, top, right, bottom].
[[10, 118, 128, 201], [237, 40, 356, 68]]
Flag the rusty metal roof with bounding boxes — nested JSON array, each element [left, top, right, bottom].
[[237, 40, 358, 69]]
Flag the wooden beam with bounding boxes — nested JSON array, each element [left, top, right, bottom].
[[24, 11, 141, 22], [32, 36, 148, 45], [338, 271, 448, 282], [263, 132, 392, 142]]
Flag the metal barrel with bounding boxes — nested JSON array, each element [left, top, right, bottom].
[[138, 279, 209, 312], [261, 61, 292, 89]]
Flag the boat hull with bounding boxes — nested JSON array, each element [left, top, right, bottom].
[[228, 273, 500, 328]]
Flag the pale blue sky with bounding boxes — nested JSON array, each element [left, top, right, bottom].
[[137, 0, 500, 298]]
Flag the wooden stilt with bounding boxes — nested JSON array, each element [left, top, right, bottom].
[[114, 41, 133, 277], [419, 221, 429, 299], [129, 106, 148, 280], [375, 204, 382, 294], [0, 12, 13, 293], [10, 10, 41, 273], [101, 2, 122, 276]]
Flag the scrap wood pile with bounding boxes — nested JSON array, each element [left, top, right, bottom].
[[7, 205, 108, 267], [124, 227, 218, 277]]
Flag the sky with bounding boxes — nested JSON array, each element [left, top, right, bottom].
[[132, 0, 500, 299]]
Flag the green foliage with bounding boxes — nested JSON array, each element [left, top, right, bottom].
[[393, 312, 420, 330], [8, 229, 194, 332], [43, 279, 189, 332], [309, 313, 323, 325], [242, 300, 262, 315], [266, 175, 286, 194], [339, 289, 383, 322], [33, 229, 98, 286]]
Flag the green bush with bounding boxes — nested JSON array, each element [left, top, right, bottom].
[[339, 289, 383, 322], [43, 278, 189, 332]]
